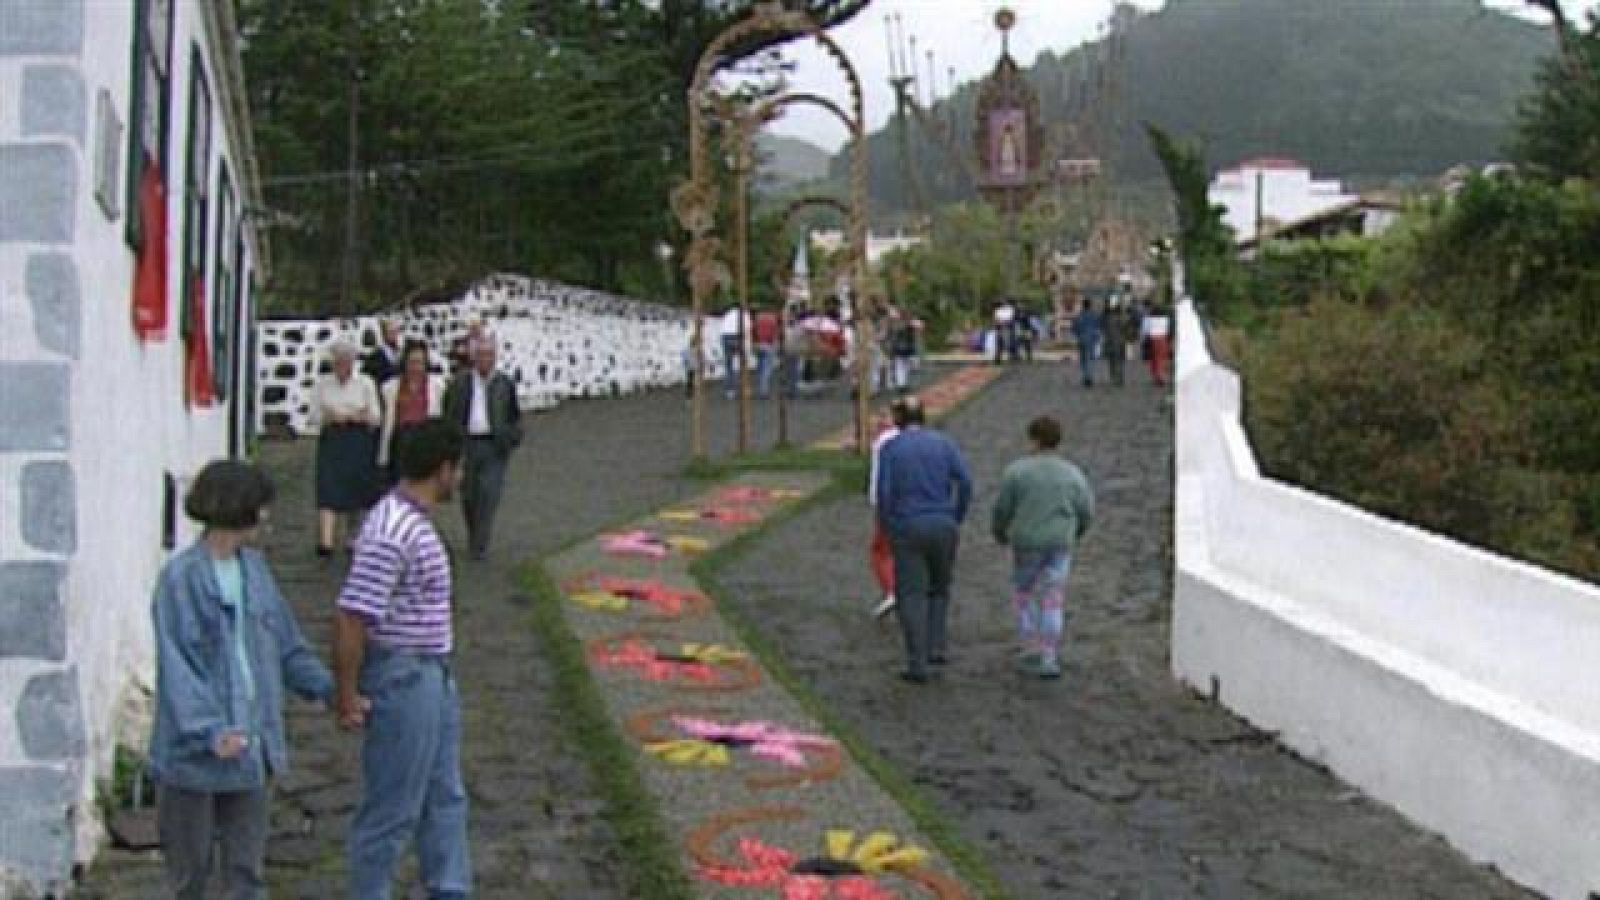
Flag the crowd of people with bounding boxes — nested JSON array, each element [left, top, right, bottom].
[[869, 395, 1096, 683], [689, 300, 928, 402]]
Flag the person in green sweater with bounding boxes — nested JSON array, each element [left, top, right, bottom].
[[990, 415, 1095, 679]]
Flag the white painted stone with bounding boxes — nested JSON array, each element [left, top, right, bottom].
[[1174, 296, 1600, 900]]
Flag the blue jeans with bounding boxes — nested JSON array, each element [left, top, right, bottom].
[[1011, 549, 1072, 663], [755, 345, 776, 397], [350, 649, 470, 900], [1078, 340, 1097, 385]]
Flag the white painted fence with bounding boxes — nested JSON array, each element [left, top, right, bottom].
[[256, 274, 724, 435], [1173, 298, 1600, 900]]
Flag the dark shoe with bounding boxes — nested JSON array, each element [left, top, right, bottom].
[[898, 670, 930, 685], [929, 655, 950, 666], [315, 544, 332, 558]]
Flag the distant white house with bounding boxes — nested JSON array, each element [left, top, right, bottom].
[[1208, 157, 1357, 243], [810, 229, 924, 269], [0, 2, 265, 892]]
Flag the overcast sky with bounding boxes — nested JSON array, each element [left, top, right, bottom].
[[766, 0, 1595, 152]]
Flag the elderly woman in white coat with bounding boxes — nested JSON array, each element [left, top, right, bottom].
[[310, 339, 381, 556], [377, 341, 445, 484]]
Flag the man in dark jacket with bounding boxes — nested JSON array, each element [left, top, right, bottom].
[[875, 397, 973, 683], [364, 319, 403, 387], [443, 337, 523, 560], [1102, 297, 1134, 387]]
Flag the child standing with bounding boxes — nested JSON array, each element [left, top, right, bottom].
[[866, 400, 910, 619], [149, 460, 334, 898], [990, 416, 1095, 679]]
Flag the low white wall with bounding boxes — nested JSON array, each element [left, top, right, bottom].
[[1173, 298, 1600, 900], [257, 274, 725, 435]]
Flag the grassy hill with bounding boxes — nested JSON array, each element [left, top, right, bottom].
[[755, 133, 833, 195], [850, 0, 1555, 216]]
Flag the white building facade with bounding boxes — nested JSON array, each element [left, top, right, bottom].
[[0, 1, 264, 892], [1207, 157, 1356, 243]]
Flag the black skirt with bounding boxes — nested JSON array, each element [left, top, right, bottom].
[[316, 424, 378, 512]]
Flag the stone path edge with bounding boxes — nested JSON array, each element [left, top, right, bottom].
[[687, 484, 1013, 900]]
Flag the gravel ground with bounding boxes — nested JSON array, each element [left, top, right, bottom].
[[717, 362, 1535, 900], [77, 381, 863, 899]]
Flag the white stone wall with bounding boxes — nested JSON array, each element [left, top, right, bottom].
[[1174, 297, 1600, 900], [0, 2, 262, 893], [257, 273, 724, 435]]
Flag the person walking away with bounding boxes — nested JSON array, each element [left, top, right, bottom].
[[311, 340, 382, 556], [1102, 298, 1132, 387], [782, 308, 808, 398], [991, 416, 1095, 679], [681, 331, 699, 400], [364, 319, 403, 388], [1071, 301, 1104, 388], [150, 460, 334, 899], [875, 397, 973, 683], [378, 341, 444, 484], [752, 305, 780, 398], [887, 308, 917, 391], [335, 419, 471, 900], [718, 304, 749, 399], [443, 338, 523, 561], [992, 300, 1016, 364], [1141, 303, 1173, 387], [867, 401, 909, 619], [1015, 304, 1037, 362]]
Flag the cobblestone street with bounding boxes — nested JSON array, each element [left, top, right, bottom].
[[718, 363, 1534, 900]]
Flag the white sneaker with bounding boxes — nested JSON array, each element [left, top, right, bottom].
[[872, 594, 897, 619]]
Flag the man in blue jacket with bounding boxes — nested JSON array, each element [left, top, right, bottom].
[[875, 397, 973, 683]]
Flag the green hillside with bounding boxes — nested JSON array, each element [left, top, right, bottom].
[[849, 0, 1554, 216]]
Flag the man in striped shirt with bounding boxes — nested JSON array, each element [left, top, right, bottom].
[[334, 418, 470, 899]]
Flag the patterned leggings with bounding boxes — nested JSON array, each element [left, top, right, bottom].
[[1012, 549, 1071, 663]]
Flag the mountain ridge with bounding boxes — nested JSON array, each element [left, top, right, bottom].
[[842, 0, 1555, 215]]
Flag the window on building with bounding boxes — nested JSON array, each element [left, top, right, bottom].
[[214, 163, 236, 403], [127, 0, 174, 341], [182, 45, 215, 406]]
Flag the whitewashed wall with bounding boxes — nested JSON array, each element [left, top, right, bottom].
[[0, 2, 262, 893], [257, 274, 726, 435], [1173, 298, 1600, 900]]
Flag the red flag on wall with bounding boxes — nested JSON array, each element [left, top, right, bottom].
[[131, 161, 169, 342], [185, 275, 214, 407]]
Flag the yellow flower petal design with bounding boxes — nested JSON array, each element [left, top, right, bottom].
[[645, 739, 730, 767], [866, 846, 928, 872], [679, 643, 748, 664], [571, 591, 628, 612], [659, 510, 700, 522], [666, 535, 711, 556], [822, 829, 929, 874], [852, 832, 899, 868]]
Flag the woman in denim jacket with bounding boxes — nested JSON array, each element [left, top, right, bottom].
[[148, 460, 334, 898]]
